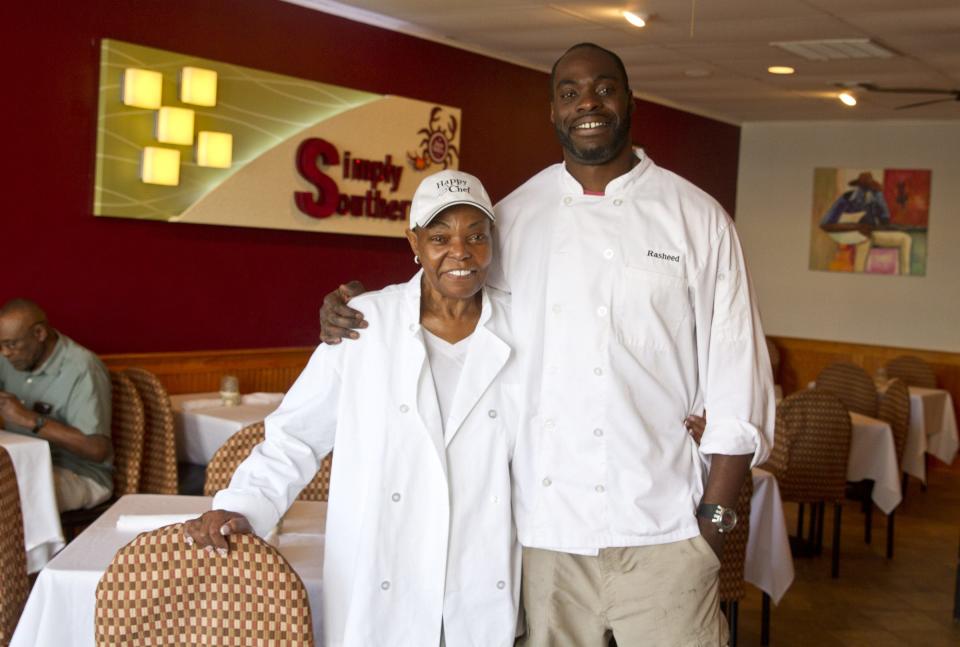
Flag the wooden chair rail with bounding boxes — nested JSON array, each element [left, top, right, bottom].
[[101, 347, 314, 396]]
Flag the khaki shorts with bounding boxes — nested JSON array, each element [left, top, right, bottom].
[[53, 466, 112, 512], [517, 536, 728, 647]]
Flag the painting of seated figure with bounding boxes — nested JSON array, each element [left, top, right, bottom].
[[810, 167, 930, 276]]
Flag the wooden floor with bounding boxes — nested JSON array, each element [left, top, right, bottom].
[[733, 461, 960, 646]]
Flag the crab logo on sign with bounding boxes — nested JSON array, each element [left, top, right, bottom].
[[408, 107, 459, 171]]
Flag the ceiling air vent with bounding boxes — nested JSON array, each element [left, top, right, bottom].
[[770, 38, 895, 61]]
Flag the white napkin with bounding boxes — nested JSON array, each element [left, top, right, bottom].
[[116, 514, 200, 532], [179, 398, 225, 412], [242, 392, 284, 406]]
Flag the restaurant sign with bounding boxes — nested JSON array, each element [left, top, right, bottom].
[[93, 40, 460, 238]]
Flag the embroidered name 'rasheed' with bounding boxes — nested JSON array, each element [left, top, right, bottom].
[[647, 250, 680, 263]]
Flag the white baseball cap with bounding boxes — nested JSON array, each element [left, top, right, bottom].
[[409, 169, 495, 229]]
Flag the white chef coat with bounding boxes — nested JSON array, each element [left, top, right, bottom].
[[488, 152, 775, 551], [213, 272, 522, 647]]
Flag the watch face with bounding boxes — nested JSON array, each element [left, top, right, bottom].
[[718, 508, 737, 532]]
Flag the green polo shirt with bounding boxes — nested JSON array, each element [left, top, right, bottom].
[[0, 332, 113, 490]]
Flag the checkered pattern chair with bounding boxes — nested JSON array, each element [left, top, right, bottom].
[[763, 389, 852, 578], [718, 476, 753, 647], [95, 524, 313, 646], [109, 371, 147, 496], [61, 371, 147, 539], [816, 361, 878, 417], [125, 368, 178, 494], [0, 447, 29, 647], [885, 355, 936, 389], [204, 422, 333, 502]]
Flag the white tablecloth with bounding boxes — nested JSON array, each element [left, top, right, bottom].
[[745, 468, 794, 604], [10, 494, 326, 647], [170, 392, 283, 465], [847, 412, 902, 514], [0, 430, 65, 573], [902, 387, 959, 482]]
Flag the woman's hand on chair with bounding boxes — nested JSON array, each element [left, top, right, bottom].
[[182, 510, 253, 556]]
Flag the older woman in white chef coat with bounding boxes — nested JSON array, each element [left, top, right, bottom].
[[183, 170, 522, 647]]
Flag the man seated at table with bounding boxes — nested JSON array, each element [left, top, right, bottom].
[[0, 298, 113, 511]]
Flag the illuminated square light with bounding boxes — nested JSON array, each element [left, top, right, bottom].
[[156, 106, 195, 145], [180, 66, 218, 107], [141, 147, 181, 186], [196, 131, 233, 168], [122, 68, 163, 109]]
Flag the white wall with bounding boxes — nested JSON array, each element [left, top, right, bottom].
[[736, 121, 960, 353]]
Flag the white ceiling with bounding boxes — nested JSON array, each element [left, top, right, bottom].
[[284, 0, 960, 124]]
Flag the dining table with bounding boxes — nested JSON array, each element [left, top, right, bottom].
[[10, 494, 326, 647], [847, 412, 902, 514], [170, 391, 284, 465], [745, 467, 794, 605], [899, 385, 959, 482], [0, 429, 65, 573]]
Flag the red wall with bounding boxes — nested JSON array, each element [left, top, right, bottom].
[[4, 1, 739, 353]]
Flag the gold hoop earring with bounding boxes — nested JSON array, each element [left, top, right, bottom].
[[414, 255, 420, 265]]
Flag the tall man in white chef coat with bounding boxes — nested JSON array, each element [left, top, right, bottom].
[[320, 43, 775, 646]]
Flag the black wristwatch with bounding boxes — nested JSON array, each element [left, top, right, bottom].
[[696, 503, 738, 534], [32, 415, 47, 434]]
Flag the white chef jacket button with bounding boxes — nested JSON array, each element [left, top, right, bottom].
[[603, 249, 614, 259], [593, 428, 604, 437], [381, 580, 391, 590], [399, 404, 409, 413], [595, 485, 605, 493], [542, 477, 552, 487], [552, 303, 562, 313], [26, 377, 33, 385], [593, 367, 603, 376], [488, 409, 497, 419], [634, 497, 643, 507], [497, 580, 506, 590], [544, 419, 556, 430], [492, 495, 499, 504], [391, 492, 401, 502], [613, 199, 623, 206], [596, 306, 608, 317], [408, 323, 416, 332], [563, 196, 572, 205]]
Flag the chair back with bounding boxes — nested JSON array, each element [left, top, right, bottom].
[[885, 355, 936, 389], [0, 447, 29, 647], [878, 378, 910, 467], [204, 422, 333, 502], [764, 389, 852, 504], [816, 361, 878, 417], [95, 524, 313, 646], [766, 338, 781, 383], [109, 371, 146, 496], [718, 475, 753, 604], [124, 368, 177, 494]]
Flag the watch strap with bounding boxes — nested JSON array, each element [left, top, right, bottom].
[[32, 415, 47, 434]]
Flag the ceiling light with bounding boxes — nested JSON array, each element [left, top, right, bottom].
[[622, 11, 646, 28], [141, 147, 180, 186], [180, 66, 218, 107], [838, 92, 857, 107], [767, 66, 795, 75], [122, 68, 163, 109]]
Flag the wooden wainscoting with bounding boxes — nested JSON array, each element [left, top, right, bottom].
[[101, 347, 314, 396], [770, 336, 960, 421]]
